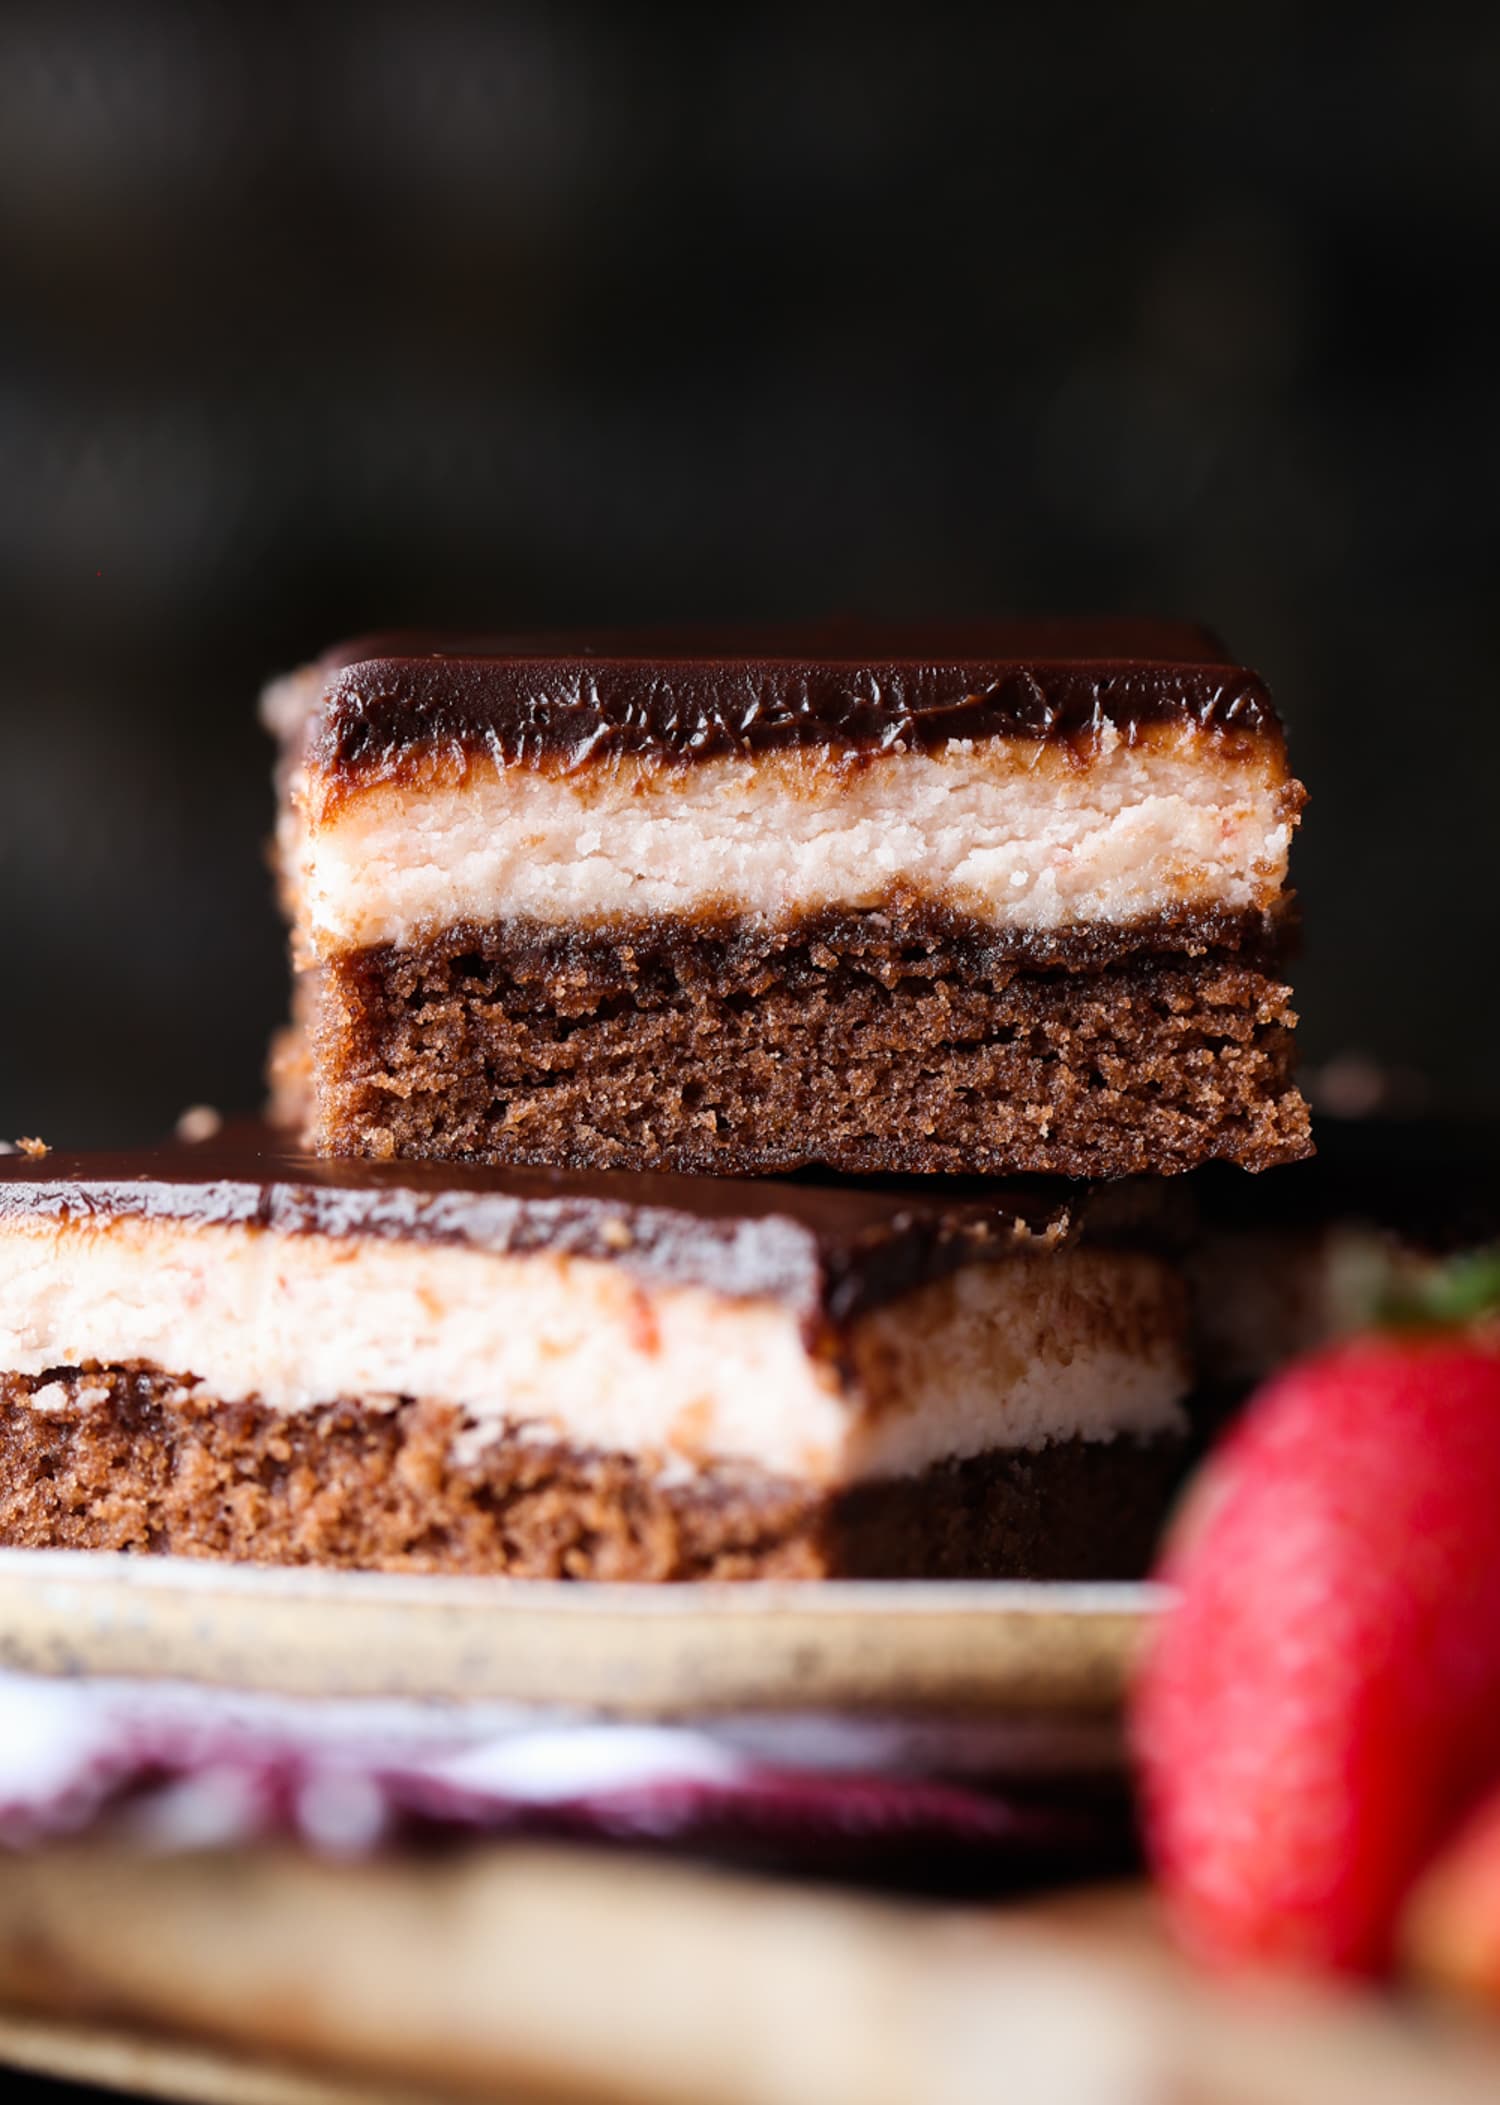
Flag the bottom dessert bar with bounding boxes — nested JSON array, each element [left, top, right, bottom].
[[0, 1130, 1193, 1582]]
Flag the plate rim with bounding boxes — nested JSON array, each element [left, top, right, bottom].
[[0, 1550, 1161, 1716], [0, 1546, 1164, 1616]]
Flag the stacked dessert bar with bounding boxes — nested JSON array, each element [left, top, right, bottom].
[[263, 622, 1304, 1176], [0, 623, 1310, 1579]]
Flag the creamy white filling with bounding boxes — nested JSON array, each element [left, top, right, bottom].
[[0, 1218, 1187, 1484], [848, 1254, 1189, 1478], [290, 728, 1293, 961]]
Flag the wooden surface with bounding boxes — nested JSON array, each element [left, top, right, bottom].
[[3, 1844, 1500, 2105], [0, 2008, 444, 2105], [0, 1550, 1154, 1716], [3, 1555, 1493, 2099]]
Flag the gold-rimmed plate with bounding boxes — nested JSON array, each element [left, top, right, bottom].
[[0, 1550, 1157, 1716]]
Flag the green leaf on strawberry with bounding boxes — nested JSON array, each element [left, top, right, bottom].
[[1373, 1246, 1500, 1332]]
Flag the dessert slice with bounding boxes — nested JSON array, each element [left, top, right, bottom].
[[0, 1129, 1191, 1580], [265, 621, 1309, 1178]]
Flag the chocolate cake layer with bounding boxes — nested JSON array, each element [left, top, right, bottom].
[[0, 1130, 1191, 1580], [308, 922, 1307, 1178], [0, 1369, 1185, 1582], [265, 622, 1308, 1178]]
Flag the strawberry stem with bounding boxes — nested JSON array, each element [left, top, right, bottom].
[[1375, 1247, 1500, 1331]]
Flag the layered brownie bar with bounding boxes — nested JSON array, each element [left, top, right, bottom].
[[265, 622, 1310, 1178], [0, 1130, 1191, 1580]]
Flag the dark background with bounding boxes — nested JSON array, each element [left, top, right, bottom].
[[2, 3, 1497, 1147]]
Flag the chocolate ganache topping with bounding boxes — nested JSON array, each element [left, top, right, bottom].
[[282, 620, 1285, 780], [0, 1126, 1179, 1328]]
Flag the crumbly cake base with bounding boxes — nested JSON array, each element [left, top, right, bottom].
[[0, 1368, 1189, 1581], [303, 916, 1309, 1177]]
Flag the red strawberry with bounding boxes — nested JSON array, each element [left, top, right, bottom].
[[1133, 1328, 1500, 1978], [1402, 1783, 1500, 2003]]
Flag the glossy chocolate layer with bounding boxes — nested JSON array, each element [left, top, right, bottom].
[[0, 1126, 1174, 1325], [279, 620, 1286, 778]]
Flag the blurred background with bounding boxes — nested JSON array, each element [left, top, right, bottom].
[[1, 2, 1496, 1146]]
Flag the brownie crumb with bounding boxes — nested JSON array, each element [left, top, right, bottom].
[[175, 1105, 225, 1144]]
